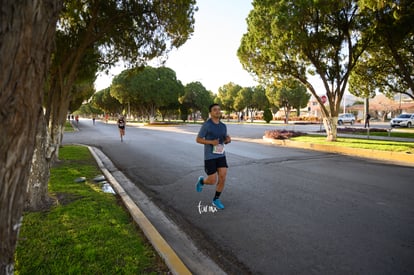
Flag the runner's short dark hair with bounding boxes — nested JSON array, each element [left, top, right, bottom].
[[209, 103, 220, 112]]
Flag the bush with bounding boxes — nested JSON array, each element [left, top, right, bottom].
[[264, 130, 306, 139], [263, 108, 273, 123]]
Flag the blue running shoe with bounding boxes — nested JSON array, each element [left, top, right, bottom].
[[212, 199, 224, 210], [196, 176, 204, 192]]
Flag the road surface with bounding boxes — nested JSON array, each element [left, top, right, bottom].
[[64, 119, 414, 274]]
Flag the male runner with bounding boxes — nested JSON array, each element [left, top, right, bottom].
[[196, 103, 231, 210]]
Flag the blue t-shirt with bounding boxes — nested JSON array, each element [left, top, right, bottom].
[[198, 119, 228, 160]]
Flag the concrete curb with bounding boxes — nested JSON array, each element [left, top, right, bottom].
[[263, 137, 414, 166], [87, 146, 192, 275]]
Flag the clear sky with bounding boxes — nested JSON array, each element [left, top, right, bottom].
[[94, 0, 257, 93]]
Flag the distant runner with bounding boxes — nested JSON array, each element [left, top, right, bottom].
[[117, 115, 126, 142]]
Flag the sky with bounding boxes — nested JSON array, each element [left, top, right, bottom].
[[94, 0, 257, 93]]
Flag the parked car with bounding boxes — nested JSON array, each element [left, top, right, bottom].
[[338, 113, 355, 125], [390, 113, 414, 128]]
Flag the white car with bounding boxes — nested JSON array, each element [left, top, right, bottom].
[[338, 113, 355, 125], [390, 113, 414, 128]]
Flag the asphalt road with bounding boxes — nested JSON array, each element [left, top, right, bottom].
[[64, 119, 414, 274]]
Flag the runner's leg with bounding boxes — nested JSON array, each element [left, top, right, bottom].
[[216, 167, 227, 192]]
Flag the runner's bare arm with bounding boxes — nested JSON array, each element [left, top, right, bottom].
[[196, 136, 219, 145]]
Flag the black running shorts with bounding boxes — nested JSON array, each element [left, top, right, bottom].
[[204, 156, 228, 175]]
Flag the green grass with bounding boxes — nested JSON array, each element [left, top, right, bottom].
[[354, 130, 414, 139], [291, 135, 414, 153], [64, 120, 75, 132], [15, 145, 168, 274]]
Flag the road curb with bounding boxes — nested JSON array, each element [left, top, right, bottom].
[[263, 137, 414, 166], [87, 146, 192, 275]]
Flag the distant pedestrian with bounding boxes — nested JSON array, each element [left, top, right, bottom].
[[71, 115, 74, 120], [117, 115, 126, 142], [195, 103, 231, 210], [365, 113, 371, 128], [92, 116, 96, 125], [75, 115, 79, 125]]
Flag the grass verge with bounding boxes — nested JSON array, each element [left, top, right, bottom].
[[65, 120, 75, 132], [355, 131, 414, 139], [15, 145, 168, 274], [291, 135, 414, 153]]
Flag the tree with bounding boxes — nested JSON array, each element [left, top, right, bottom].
[[111, 66, 183, 121], [180, 82, 214, 121], [234, 86, 269, 122], [267, 79, 310, 123], [28, 0, 197, 212], [350, 0, 414, 99], [217, 82, 242, 119], [238, 0, 372, 141], [252, 86, 270, 112], [46, 0, 197, 150], [92, 88, 123, 115], [0, 1, 63, 273], [234, 87, 254, 122], [370, 94, 400, 121], [145, 67, 184, 121], [348, 51, 378, 99], [110, 69, 136, 113], [75, 103, 103, 116]]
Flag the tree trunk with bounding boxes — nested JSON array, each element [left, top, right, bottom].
[[25, 86, 67, 213], [49, 122, 64, 162], [323, 116, 338, 141], [285, 108, 290, 124], [0, 1, 62, 274], [382, 113, 387, 122], [46, 81, 71, 163], [25, 114, 54, 211]]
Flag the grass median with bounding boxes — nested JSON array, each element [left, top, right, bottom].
[[354, 130, 414, 139], [15, 145, 168, 274], [291, 135, 414, 153]]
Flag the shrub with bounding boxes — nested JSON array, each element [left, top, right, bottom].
[[263, 108, 273, 123], [264, 130, 306, 139]]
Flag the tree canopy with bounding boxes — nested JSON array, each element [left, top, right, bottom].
[[349, 0, 414, 99], [46, 0, 198, 145], [216, 82, 242, 115], [180, 82, 214, 121], [110, 66, 184, 120], [92, 88, 122, 114], [238, 0, 372, 140], [266, 78, 310, 123]]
